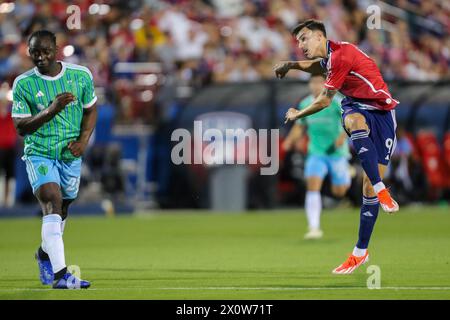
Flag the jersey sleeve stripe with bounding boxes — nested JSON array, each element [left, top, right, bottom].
[[12, 69, 35, 92], [83, 95, 97, 109], [324, 83, 337, 89], [11, 113, 32, 118]]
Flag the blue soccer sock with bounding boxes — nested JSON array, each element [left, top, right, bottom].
[[355, 196, 380, 250], [351, 130, 385, 193]]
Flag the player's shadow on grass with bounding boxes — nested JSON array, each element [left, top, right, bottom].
[[296, 238, 343, 245], [165, 268, 334, 280], [167, 268, 293, 275], [88, 267, 150, 272], [0, 278, 39, 282]]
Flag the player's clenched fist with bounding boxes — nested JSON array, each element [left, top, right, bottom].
[[274, 62, 291, 79], [49, 92, 76, 113], [284, 107, 300, 123], [68, 140, 87, 157]]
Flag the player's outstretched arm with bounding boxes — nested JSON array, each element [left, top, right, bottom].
[[274, 58, 324, 78], [68, 104, 97, 157], [13, 92, 76, 136], [285, 87, 337, 123]]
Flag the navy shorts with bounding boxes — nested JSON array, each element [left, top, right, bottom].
[[341, 101, 397, 166]]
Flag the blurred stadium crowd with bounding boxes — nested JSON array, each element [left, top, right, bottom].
[[0, 1, 449, 122], [0, 0, 449, 209], [1, 0, 449, 93]]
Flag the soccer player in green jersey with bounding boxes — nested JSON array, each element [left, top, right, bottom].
[[283, 74, 350, 239], [12, 30, 96, 289]]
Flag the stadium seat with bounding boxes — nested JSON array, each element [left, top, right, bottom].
[[415, 130, 449, 189], [404, 131, 420, 161], [444, 132, 450, 179]]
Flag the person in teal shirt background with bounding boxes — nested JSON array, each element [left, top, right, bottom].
[[283, 74, 351, 239]]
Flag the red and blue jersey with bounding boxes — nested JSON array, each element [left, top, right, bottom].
[[320, 40, 399, 111]]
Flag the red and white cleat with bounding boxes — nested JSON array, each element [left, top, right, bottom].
[[332, 251, 369, 274], [377, 189, 399, 213]]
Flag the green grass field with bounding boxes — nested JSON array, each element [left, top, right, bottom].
[[0, 206, 449, 300]]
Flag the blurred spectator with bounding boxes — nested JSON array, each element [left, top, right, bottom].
[[0, 84, 17, 207], [1, 0, 448, 208], [0, 0, 448, 124], [387, 126, 427, 204], [100, 144, 126, 198], [391, 127, 414, 192]]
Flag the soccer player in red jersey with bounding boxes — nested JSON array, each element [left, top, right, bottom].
[[274, 19, 399, 274]]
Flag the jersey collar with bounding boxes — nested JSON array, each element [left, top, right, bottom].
[[34, 61, 66, 81], [320, 41, 332, 69], [326, 40, 331, 58]]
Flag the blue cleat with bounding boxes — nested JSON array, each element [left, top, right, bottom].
[[35, 251, 54, 285], [53, 272, 91, 289]]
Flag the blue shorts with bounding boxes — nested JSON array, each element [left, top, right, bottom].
[[305, 155, 351, 186], [22, 155, 82, 199], [341, 100, 397, 165]]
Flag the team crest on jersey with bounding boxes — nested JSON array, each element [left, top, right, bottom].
[[78, 78, 86, 88], [38, 164, 48, 176], [36, 91, 45, 98]]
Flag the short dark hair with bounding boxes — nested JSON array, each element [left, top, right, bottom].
[[292, 19, 326, 37], [28, 30, 56, 46]]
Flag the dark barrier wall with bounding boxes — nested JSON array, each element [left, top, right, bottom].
[[174, 80, 450, 139], [164, 81, 450, 209]]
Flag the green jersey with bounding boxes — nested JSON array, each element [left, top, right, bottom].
[[297, 94, 349, 157], [12, 62, 97, 161]]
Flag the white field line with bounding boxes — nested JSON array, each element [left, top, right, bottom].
[[0, 286, 450, 292]]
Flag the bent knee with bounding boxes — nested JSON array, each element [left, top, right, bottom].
[[344, 113, 368, 133], [332, 185, 349, 198], [306, 177, 323, 192], [39, 195, 63, 215]]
